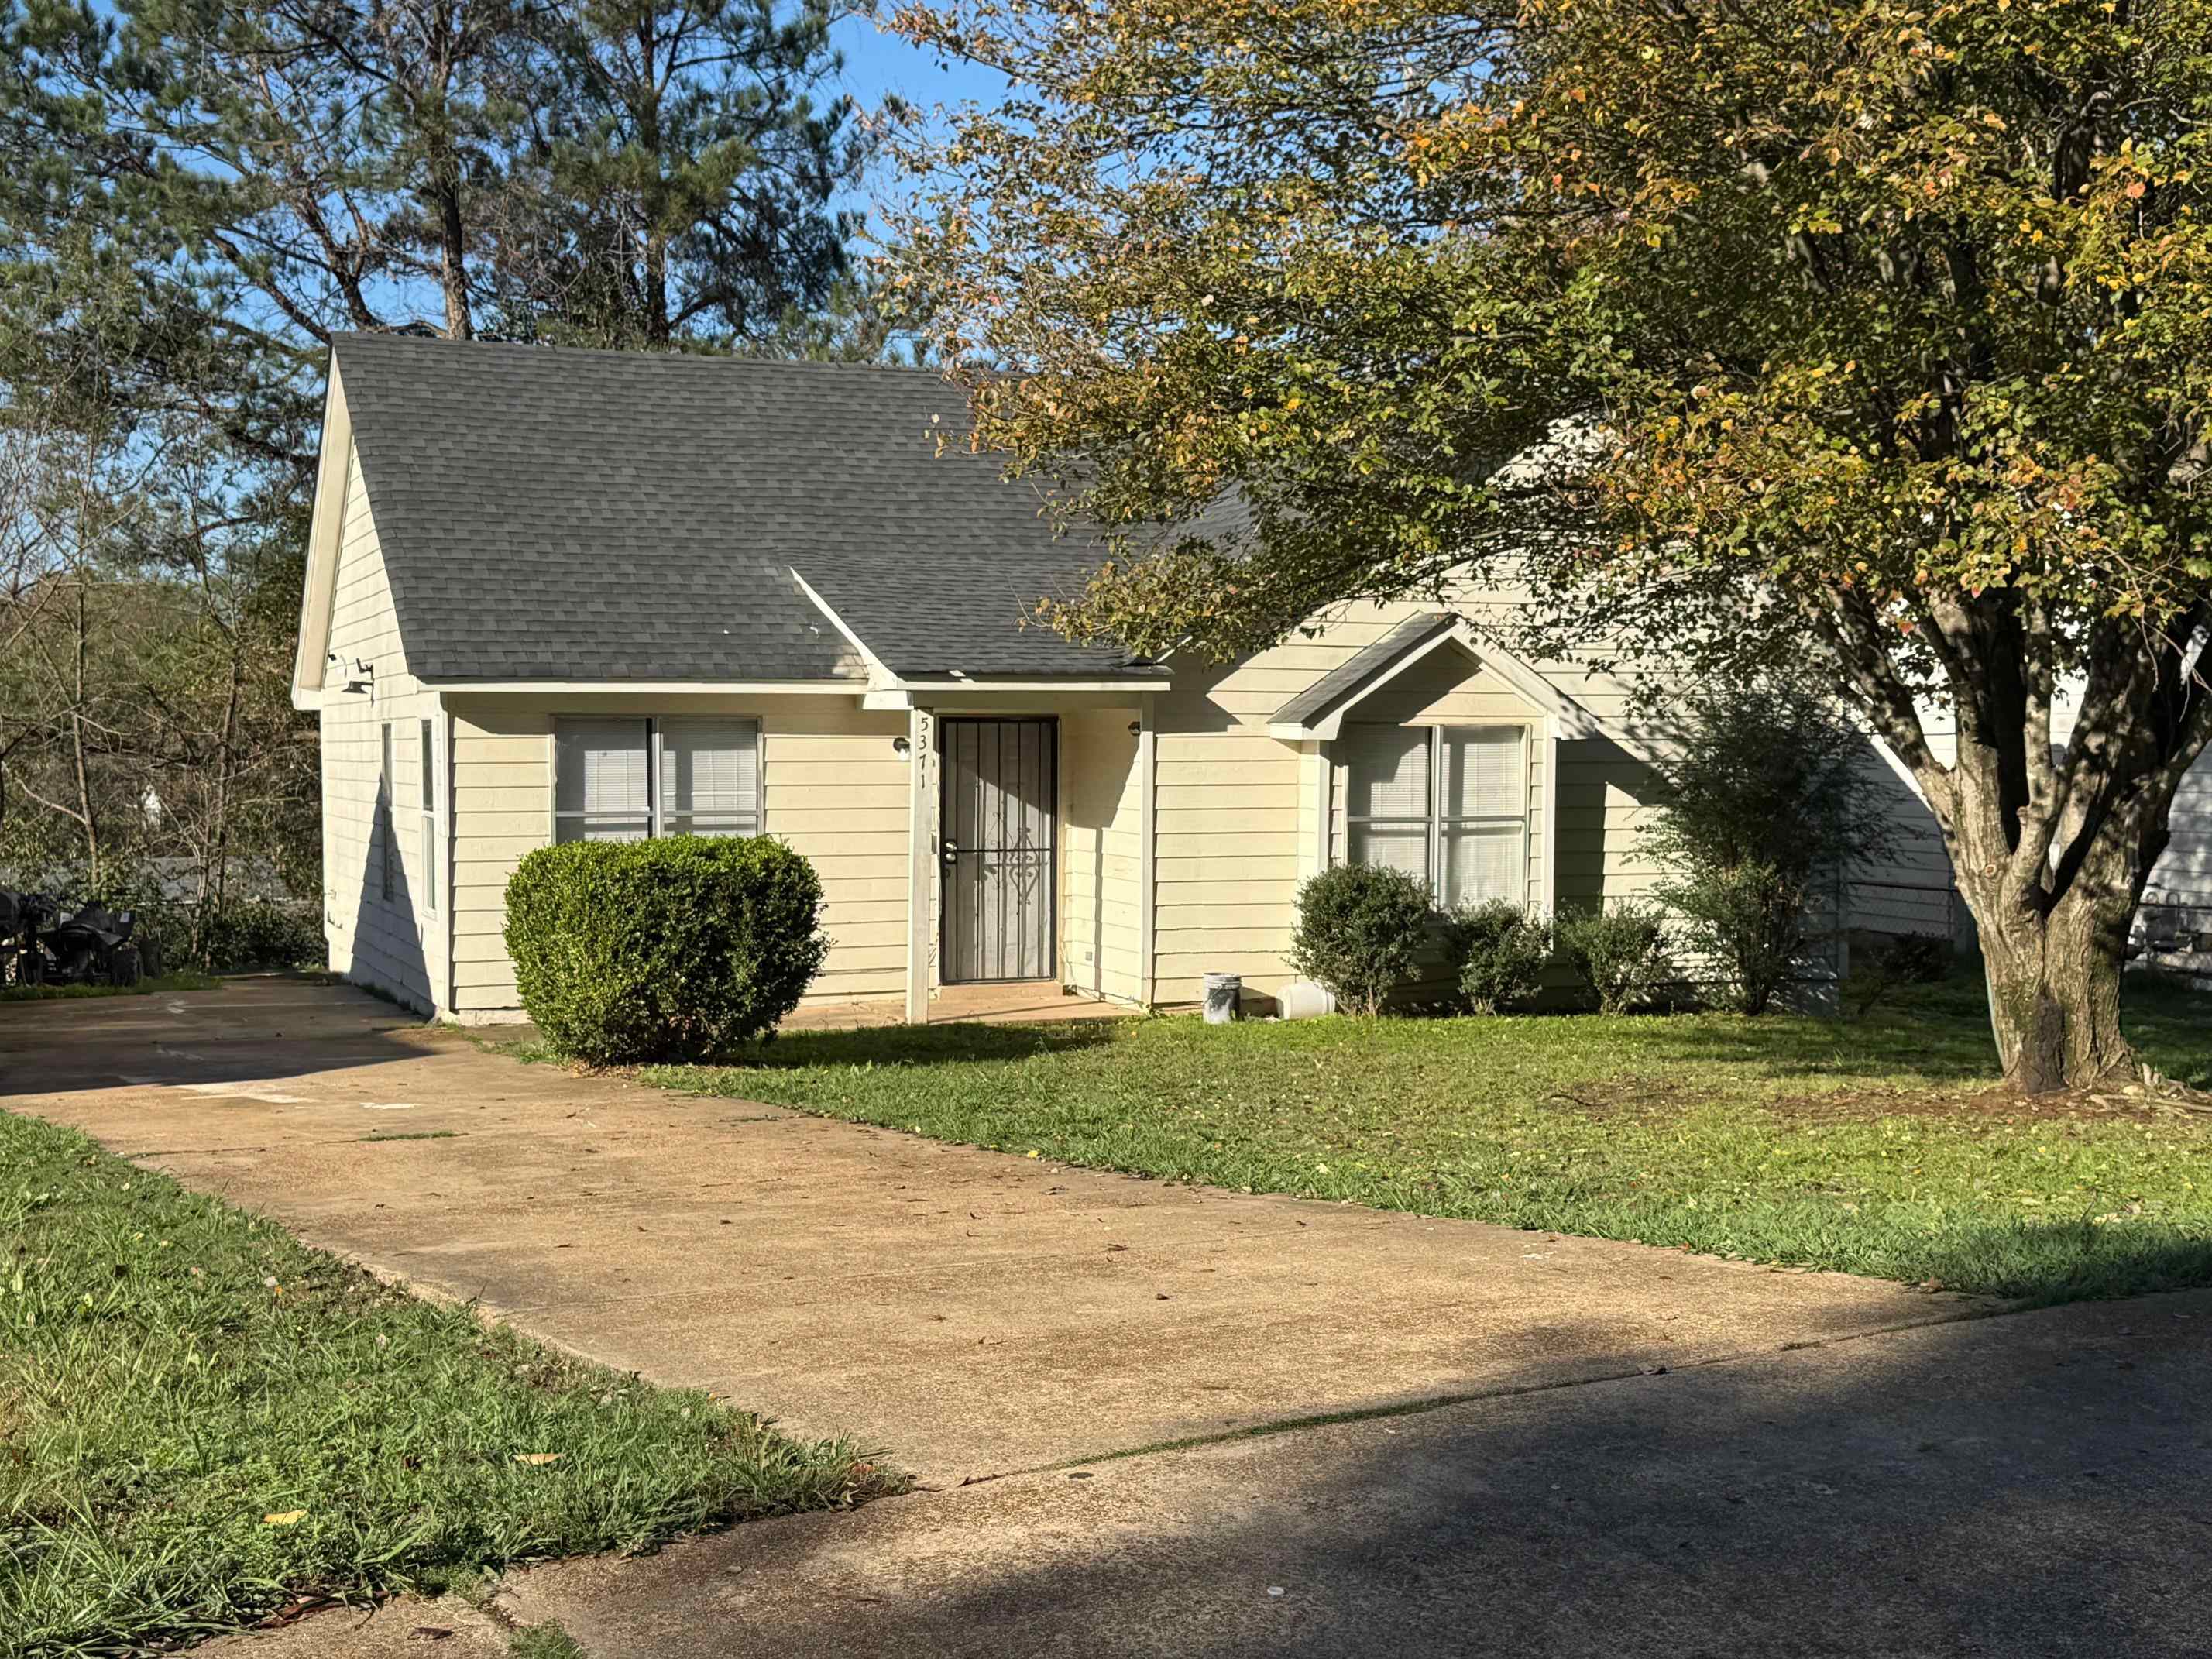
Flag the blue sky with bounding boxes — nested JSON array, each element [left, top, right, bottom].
[[829, 12, 1010, 229]]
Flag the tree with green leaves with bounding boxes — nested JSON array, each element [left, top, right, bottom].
[[0, 0, 871, 937], [487, 0, 864, 347], [888, 0, 2212, 1093]]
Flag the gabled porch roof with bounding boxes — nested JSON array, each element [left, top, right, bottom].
[[1265, 612, 1602, 741]]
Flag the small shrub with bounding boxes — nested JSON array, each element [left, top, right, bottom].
[[1658, 860, 1808, 1015], [505, 836, 830, 1063], [198, 899, 325, 970], [1448, 898, 1552, 1015], [1290, 864, 1434, 1016], [1644, 683, 1893, 1015], [1878, 931, 1953, 985], [1556, 902, 1673, 1014]]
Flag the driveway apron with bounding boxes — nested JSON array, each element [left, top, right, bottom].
[[3, 978, 1986, 1485]]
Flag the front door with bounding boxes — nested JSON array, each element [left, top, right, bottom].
[[939, 717, 1058, 983]]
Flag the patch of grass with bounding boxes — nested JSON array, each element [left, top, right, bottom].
[[0, 970, 221, 1004], [0, 1112, 903, 1658], [641, 974, 2212, 1306], [507, 1622, 590, 1659]]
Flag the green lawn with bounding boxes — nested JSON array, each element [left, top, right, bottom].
[[641, 974, 2212, 1307], [1, 970, 221, 1004], [0, 1114, 901, 1659]]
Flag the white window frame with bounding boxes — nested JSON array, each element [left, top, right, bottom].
[[1337, 722, 1532, 908], [378, 721, 396, 902], [418, 717, 437, 912], [551, 715, 764, 843]]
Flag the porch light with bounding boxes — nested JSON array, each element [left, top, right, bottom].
[[892, 736, 912, 757]]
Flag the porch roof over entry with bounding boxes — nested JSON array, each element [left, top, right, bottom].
[[301, 333, 1183, 695]]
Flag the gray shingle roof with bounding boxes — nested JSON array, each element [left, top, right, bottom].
[[331, 334, 1176, 682], [1269, 611, 1459, 728]]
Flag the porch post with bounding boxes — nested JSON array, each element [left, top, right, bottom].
[[905, 705, 936, 1024]]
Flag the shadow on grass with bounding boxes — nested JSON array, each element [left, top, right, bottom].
[[733, 1019, 1125, 1070]]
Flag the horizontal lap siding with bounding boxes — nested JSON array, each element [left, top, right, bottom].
[[1060, 709, 1145, 1003], [445, 693, 906, 1017], [1329, 651, 1547, 914], [2150, 755, 2212, 911], [321, 441, 441, 1014]]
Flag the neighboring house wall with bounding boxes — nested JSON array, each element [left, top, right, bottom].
[[2158, 759, 2212, 910], [445, 692, 909, 1018], [319, 441, 442, 1014]]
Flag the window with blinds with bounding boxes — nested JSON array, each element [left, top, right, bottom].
[[1341, 723, 1528, 908], [554, 716, 761, 843]]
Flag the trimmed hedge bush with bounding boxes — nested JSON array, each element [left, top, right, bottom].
[[1290, 864, 1434, 1016], [1555, 901, 1674, 1014], [504, 836, 830, 1063], [1447, 898, 1551, 1015]]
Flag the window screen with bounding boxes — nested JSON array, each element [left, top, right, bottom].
[[1340, 723, 1529, 908], [555, 718, 651, 842], [554, 716, 761, 843], [1344, 724, 1432, 881], [658, 719, 760, 836]]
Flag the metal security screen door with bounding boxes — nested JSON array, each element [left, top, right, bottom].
[[940, 718, 1059, 983]]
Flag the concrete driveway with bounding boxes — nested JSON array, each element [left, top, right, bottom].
[[6, 976, 1977, 1484], [12, 977, 2209, 1657]]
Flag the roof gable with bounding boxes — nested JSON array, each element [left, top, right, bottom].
[[312, 335, 1165, 686]]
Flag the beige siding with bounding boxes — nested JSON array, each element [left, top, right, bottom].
[[1326, 650, 1548, 912], [1147, 597, 1551, 1009], [445, 692, 908, 1018], [1059, 709, 1146, 1002], [318, 441, 443, 1013]]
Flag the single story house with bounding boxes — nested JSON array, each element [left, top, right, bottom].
[[294, 334, 1969, 1023]]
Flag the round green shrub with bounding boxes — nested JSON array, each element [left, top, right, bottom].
[[1555, 900, 1674, 1014], [1448, 898, 1552, 1014], [503, 836, 830, 1063], [1290, 864, 1434, 1016]]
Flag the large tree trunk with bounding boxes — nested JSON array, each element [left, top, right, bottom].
[[1943, 719, 2175, 1094]]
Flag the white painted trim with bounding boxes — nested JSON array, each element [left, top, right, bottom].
[[1870, 735, 1933, 806], [430, 679, 864, 695], [898, 678, 1173, 693], [290, 364, 355, 707], [1138, 692, 1158, 1008], [1303, 739, 1332, 881], [429, 676, 1168, 696], [789, 567, 902, 690], [1269, 621, 1601, 743], [441, 696, 458, 1018], [1541, 713, 1560, 919], [905, 706, 935, 1024]]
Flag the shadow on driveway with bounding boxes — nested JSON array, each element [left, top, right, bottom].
[[510, 1287, 2212, 1659]]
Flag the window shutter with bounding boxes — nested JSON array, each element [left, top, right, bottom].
[[555, 718, 651, 842], [658, 719, 761, 836]]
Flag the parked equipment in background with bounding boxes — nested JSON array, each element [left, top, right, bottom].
[[0, 889, 162, 988]]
